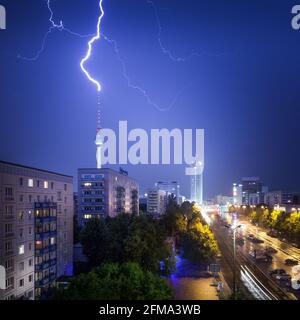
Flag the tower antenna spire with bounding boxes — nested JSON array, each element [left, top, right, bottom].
[[97, 91, 101, 132], [95, 92, 103, 169]]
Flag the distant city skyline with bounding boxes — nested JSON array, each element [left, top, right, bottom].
[[1, 0, 300, 198]]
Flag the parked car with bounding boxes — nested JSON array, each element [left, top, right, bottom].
[[274, 273, 291, 281], [254, 238, 264, 244], [285, 259, 298, 266], [249, 250, 272, 262], [270, 269, 291, 281], [270, 269, 286, 276]]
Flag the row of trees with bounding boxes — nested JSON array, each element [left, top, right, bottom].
[[161, 199, 220, 263], [80, 213, 175, 275], [53, 262, 172, 300], [250, 208, 300, 241], [53, 199, 219, 300], [53, 213, 175, 300]]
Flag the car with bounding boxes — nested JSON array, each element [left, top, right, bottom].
[[270, 269, 286, 276], [285, 259, 298, 266], [274, 273, 291, 281], [249, 250, 272, 262], [253, 238, 264, 244], [265, 246, 278, 254]]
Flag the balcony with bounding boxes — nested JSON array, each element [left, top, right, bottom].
[[36, 261, 50, 271], [35, 216, 56, 224], [35, 232, 50, 240], [4, 196, 14, 201], [35, 244, 56, 256], [4, 215, 14, 220], [6, 267, 14, 274], [5, 232, 15, 238], [50, 274, 56, 282], [35, 277, 50, 287]]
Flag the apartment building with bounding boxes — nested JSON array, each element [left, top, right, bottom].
[[78, 168, 139, 226], [147, 188, 167, 216], [0, 161, 73, 300]]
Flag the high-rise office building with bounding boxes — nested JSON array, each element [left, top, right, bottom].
[[78, 168, 139, 226], [190, 160, 204, 204], [233, 177, 268, 205], [155, 181, 180, 204], [0, 161, 73, 300], [233, 183, 243, 205]]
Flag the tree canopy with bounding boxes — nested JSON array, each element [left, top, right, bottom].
[[52, 262, 173, 300]]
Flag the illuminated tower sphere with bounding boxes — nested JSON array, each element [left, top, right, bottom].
[[190, 160, 204, 205]]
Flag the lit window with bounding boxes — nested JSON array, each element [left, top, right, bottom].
[[84, 214, 92, 219], [44, 181, 48, 189], [28, 179, 33, 187], [84, 182, 92, 187], [50, 237, 55, 245], [18, 245, 25, 255]]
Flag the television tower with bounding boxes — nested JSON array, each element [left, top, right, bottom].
[[95, 93, 103, 169]]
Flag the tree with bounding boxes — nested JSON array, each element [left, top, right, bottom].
[[80, 218, 109, 267], [51, 262, 173, 300], [182, 220, 220, 263], [106, 213, 132, 263], [73, 215, 81, 244], [124, 215, 175, 275]]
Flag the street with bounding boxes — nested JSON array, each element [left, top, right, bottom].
[[211, 214, 299, 300]]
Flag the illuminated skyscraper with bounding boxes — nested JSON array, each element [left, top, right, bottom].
[[190, 160, 204, 204]]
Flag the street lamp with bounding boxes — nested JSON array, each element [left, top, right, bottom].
[[226, 222, 242, 299]]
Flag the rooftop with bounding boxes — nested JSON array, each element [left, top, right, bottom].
[[0, 160, 73, 178]]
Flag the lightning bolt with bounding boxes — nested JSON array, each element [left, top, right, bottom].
[[17, 0, 193, 111], [147, 0, 228, 62], [17, 0, 94, 61], [102, 34, 188, 111], [80, 0, 104, 92]]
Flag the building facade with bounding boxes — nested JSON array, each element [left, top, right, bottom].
[[264, 191, 300, 207], [190, 161, 204, 205], [233, 183, 243, 205], [147, 188, 167, 216], [78, 168, 139, 226], [155, 181, 180, 204], [0, 161, 73, 300], [233, 177, 268, 206]]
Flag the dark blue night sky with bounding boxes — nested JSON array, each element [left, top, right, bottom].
[[0, 0, 300, 198]]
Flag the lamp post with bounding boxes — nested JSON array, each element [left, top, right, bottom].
[[226, 220, 242, 299]]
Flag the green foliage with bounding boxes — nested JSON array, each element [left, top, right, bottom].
[[52, 262, 173, 300], [73, 215, 82, 244], [80, 218, 109, 267], [182, 219, 220, 263], [251, 208, 300, 241], [161, 201, 220, 263], [80, 214, 175, 275]]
